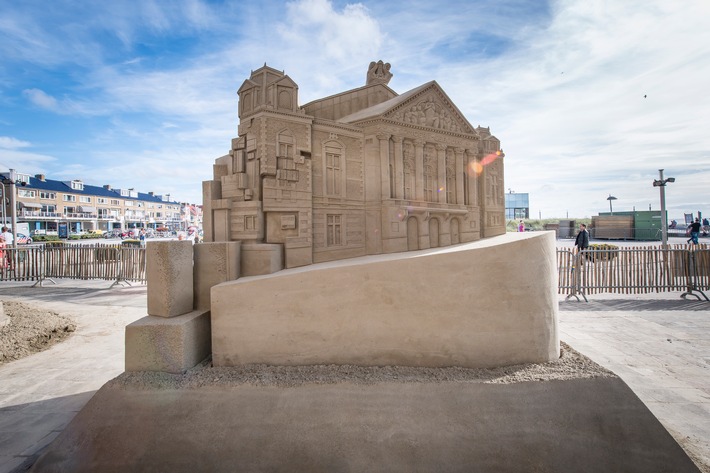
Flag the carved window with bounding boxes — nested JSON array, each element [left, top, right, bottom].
[[278, 132, 294, 159], [389, 139, 395, 198], [446, 160, 455, 204], [324, 143, 344, 196], [243, 92, 252, 112], [278, 89, 292, 109], [245, 215, 256, 231], [463, 172, 469, 205], [424, 165, 436, 202], [277, 131, 297, 180], [404, 160, 414, 200], [326, 214, 342, 246]]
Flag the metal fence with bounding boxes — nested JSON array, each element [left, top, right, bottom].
[[0, 244, 146, 286], [558, 244, 709, 301]]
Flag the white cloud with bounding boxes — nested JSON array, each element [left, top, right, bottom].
[[22, 88, 58, 111], [0, 148, 56, 173], [3, 0, 709, 218], [424, 0, 710, 218], [0, 136, 31, 149]]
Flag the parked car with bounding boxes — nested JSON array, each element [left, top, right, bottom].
[[16, 233, 33, 244]]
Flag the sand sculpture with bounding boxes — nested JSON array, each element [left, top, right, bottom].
[[125, 61, 558, 374], [202, 61, 506, 274]]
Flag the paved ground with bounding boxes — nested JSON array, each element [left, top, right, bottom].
[[0, 280, 708, 472], [0, 280, 147, 473], [559, 293, 710, 471]]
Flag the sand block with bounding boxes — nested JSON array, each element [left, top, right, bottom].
[[240, 243, 283, 276], [193, 242, 241, 310], [125, 310, 211, 374], [146, 240, 194, 317], [212, 233, 559, 368]]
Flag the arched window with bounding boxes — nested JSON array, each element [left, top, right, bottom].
[[278, 89, 292, 109]]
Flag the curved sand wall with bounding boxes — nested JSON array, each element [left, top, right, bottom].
[[211, 232, 559, 368]]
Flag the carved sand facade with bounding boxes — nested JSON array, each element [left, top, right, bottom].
[[203, 62, 505, 271]]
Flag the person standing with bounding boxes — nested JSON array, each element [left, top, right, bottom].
[[518, 220, 525, 232], [0, 234, 6, 269], [0, 227, 13, 246], [574, 223, 589, 252], [687, 218, 701, 245]]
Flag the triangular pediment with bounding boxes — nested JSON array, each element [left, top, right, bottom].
[[384, 82, 475, 134], [274, 75, 298, 89], [238, 78, 259, 94]]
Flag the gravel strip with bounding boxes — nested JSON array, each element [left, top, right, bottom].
[[112, 342, 615, 390]]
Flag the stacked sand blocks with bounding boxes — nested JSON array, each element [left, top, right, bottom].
[[125, 240, 240, 373]]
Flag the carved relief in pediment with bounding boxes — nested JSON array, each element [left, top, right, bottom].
[[389, 93, 471, 134]]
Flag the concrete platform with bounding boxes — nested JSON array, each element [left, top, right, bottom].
[[28, 376, 700, 473]]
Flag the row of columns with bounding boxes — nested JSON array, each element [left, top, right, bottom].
[[377, 134, 478, 206]]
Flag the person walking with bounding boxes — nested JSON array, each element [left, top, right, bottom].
[[518, 220, 525, 232], [574, 223, 589, 252], [687, 218, 701, 245]]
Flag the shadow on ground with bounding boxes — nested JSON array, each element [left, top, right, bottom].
[[560, 298, 710, 312], [0, 285, 146, 308], [0, 392, 97, 473]]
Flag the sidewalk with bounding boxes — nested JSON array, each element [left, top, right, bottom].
[[559, 293, 710, 472], [0, 280, 147, 473], [0, 281, 708, 472]]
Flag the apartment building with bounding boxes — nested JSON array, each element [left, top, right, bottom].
[[2, 172, 186, 234]]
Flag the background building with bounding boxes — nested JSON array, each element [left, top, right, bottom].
[[1, 171, 187, 235], [505, 191, 529, 220]]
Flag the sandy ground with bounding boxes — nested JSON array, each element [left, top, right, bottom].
[[0, 300, 76, 365], [113, 341, 616, 390]]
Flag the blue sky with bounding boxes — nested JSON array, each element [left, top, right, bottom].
[[1, 0, 709, 220]]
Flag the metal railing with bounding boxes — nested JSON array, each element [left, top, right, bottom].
[[558, 245, 709, 301], [0, 244, 146, 286]]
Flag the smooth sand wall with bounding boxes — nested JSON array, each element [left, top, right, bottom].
[[211, 232, 559, 368]]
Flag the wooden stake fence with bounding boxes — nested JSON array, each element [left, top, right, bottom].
[[0, 244, 146, 284], [558, 244, 709, 301]]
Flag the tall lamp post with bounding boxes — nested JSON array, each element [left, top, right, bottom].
[[653, 169, 675, 248], [1, 169, 19, 248], [607, 194, 617, 215]]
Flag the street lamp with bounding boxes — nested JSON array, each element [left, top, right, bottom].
[[607, 194, 617, 215], [653, 169, 675, 248], [1, 169, 23, 248]]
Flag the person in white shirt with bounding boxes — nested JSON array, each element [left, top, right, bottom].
[[0, 227, 13, 246]]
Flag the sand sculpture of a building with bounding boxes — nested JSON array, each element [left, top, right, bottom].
[[203, 61, 506, 273]]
